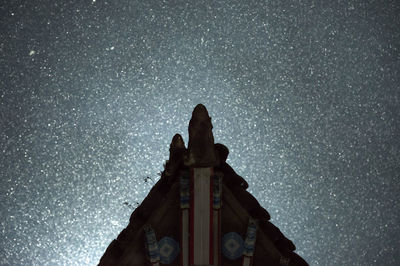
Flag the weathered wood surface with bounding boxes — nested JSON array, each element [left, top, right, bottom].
[[99, 178, 181, 266], [99, 160, 307, 266], [99, 104, 307, 266], [221, 183, 282, 266], [192, 167, 213, 265]]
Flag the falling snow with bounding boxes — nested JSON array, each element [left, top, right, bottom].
[[1, 0, 399, 265]]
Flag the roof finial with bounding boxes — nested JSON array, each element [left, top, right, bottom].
[[186, 104, 218, 167]]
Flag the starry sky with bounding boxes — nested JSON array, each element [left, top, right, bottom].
[[1, 0, 399, 265]]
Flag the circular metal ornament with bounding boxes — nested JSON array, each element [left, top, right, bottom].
[[158, 237, 180, 264], [222, 232, 244, 260]]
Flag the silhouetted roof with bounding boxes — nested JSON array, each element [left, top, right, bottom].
[[99, 143, 308, 266]]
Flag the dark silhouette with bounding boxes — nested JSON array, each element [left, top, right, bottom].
[[99, 104, 308, 266]]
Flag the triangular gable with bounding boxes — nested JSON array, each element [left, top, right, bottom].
[[99, 104, 308, 266]]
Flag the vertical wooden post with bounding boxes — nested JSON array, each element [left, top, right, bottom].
[[144, 225, 160, 266], [242, 218, 258, 266], [180, 171, 190, 266], [190, 167, 214, 265], [213, 172, 222, 266]]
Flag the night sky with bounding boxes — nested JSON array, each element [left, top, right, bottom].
[[1, 0, 399, 265]]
